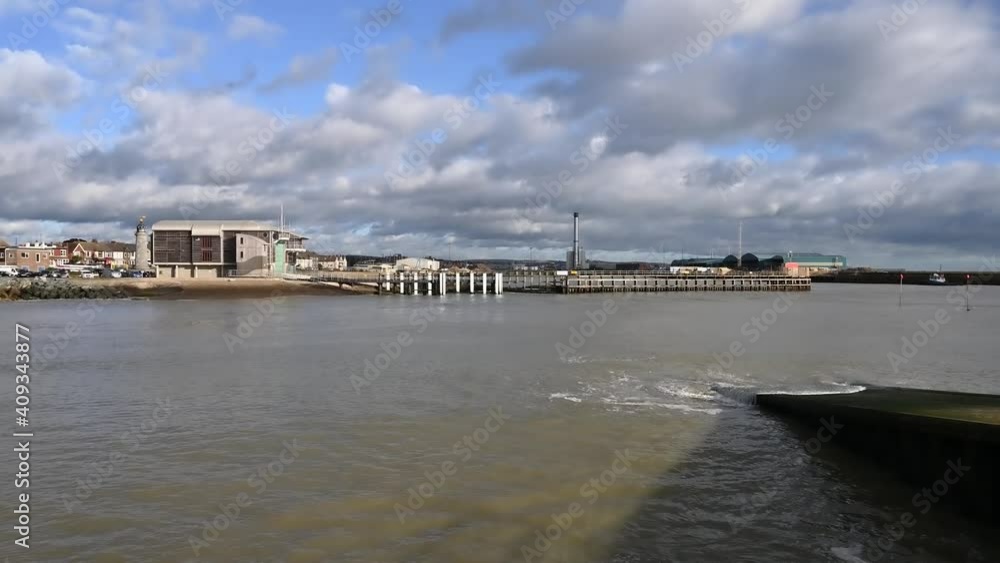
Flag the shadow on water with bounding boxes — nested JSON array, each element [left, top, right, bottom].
[[589, 406, 1000, 563]]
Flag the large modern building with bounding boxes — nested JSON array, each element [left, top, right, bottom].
[[150, 220, 307, 278]]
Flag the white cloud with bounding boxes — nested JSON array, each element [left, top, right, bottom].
[[227, 14, 284, 41]]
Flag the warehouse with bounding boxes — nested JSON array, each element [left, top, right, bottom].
[[150, 220, 307, 278]]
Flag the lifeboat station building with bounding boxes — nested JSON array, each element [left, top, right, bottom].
[[150, 220, 307, 278]]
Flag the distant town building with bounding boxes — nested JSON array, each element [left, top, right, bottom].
[[66, 241, 136, 269], [150, 220, 307, 278], [395, 257, 441, 271], [4, 242, 57, 271], [316, 255, 348, 271]]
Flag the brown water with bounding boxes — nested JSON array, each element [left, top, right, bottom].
[[0, 284, 998, 562]]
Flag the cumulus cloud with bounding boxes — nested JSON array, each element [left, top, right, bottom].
[[1, 0, 998, 268], [226, 14, 284, 41]]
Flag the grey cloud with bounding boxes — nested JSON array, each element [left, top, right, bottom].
[[259, 49, 338, 93]]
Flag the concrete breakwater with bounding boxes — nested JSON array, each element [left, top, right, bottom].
[[813, 268, 1000, 285], [755, 387, 1000, 521], [0, 279, 129, 301]]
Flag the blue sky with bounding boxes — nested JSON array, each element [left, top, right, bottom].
[[1, 0, 999, 269]]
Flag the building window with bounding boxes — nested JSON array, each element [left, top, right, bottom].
[[240, 237, 244, 245], [239, 251, 244, 260]]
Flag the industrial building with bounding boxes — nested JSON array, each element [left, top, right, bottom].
[[395, 257, 441, 271], [671, 252, 846, 275], [566, 212, 587, 269], [780, 252, 846, 276], [150, 220, 307, 278]]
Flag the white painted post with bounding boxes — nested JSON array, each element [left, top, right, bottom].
[[455, 272, 460, 293], [399, 271, 404, 294], [440, 272, 446, 295], [412, 272, 418, 295], [482, 273, 487, 294], [469, 271, 474, 294], [497, 272, 503, 294]]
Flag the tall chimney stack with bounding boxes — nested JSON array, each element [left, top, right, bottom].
[[573, 212, 580, 269]]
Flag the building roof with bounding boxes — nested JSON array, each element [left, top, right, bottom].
[[70, 241, 136, 253], [0, 239, 8, 248], [153, 220, 278, 231], [151, 220, 306, 239]]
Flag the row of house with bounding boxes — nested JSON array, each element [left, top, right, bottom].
[[0, 239, 138, 271]]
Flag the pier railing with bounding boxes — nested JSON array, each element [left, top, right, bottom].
[[311, 270, 810, 295]]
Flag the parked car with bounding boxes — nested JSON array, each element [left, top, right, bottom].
[[80, 270, 98, 279], [17, 270, 36, 278], [0, 266, 18, 277], [129, 270, 144, 278]]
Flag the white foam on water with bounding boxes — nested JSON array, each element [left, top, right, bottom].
[[654, 380, 718, 402], [599, 397, 722, 415], [777, 385, 867, 396], [548, 392, 582, 403]]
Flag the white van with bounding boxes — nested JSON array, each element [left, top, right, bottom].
[[0, 266, 19, 277]]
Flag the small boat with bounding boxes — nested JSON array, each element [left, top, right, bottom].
[[929, 272, 947, 285]]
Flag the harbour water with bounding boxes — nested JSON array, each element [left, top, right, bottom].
[[1, 284, 998, 562]]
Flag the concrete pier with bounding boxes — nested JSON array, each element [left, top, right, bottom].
[[755, 386, 1000, 520], [326, 270, 806, 296], [504, 271, 810, 293]]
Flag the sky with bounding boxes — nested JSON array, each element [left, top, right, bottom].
[[1, 0, 998, 269]]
